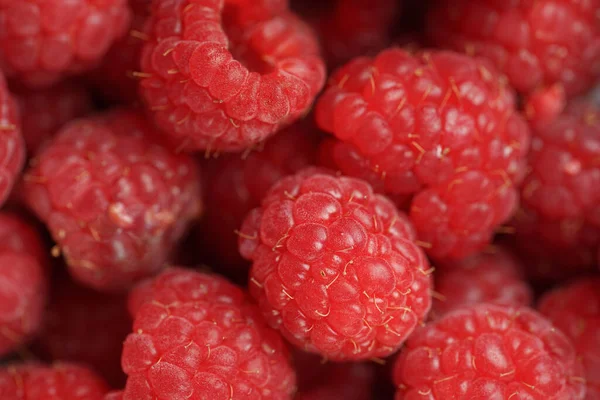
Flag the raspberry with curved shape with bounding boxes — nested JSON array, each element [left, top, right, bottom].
[[427, 0, 600, 98], [121, 267, 296, 400], [0, 0, 131, 88], [432, 248, 532, 318], [0, 362, 109, 399], [238, 168, 433, 360], [22, 109, 203, 291], [139, 0, 326, 152], [316, 48, 530, 260], [393, 303, 587, 400], [539, 278, 600, 400]]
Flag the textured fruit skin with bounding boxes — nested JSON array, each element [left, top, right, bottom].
[[22, 109, 203, 291], [238, 169, 432, 360], [104, 392, 124, 400], [121, 268, 296, 400], [539, 278, 600, 400], [139, 0, 326, 152], [316, 48, 530, 260], [393, 304, 587, 400], [427, 0, 600, 98], [432, 248, 532, 318], [0, 362, 109, 399], [0, 0, 131, 88]]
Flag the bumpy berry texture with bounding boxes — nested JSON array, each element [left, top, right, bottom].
[[238, 169, 432, 360], [427, 0, 600, 98], [432, 248, 532, 318], [539, 278, 600, 400], [0, 362, 109, 399], [22, 110, 203, 291], [0, 212, 48, 358], [139, 0, 326, 152], [316, 48, 530, 260], [0, 0, 131, 88], [393, 304, 587, 400], [122, 268, 296, 400]]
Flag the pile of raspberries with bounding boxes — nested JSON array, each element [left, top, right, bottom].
[[0, 0, 599, 399]]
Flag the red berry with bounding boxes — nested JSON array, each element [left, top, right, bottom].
[[238, 169, 432, 360], [0, 0, 131, 88], [22, 110, 203, 291], [393, 304, 587, 400], [316, 48, 530, 260], [539, 278, 600, 400], [121, 267, 296, 400], [139, 0, 326, 152], [427, 0, 600, 98], [0, 362, 109, 399], [104, 392, 123, 400]]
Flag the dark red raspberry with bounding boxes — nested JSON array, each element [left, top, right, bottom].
[[22, 110, 203, 291], [0, 362, 109, 399], [316, 48, 530, 260], [0, 0, 131, 88], [539, 278, 600, 400], [393, 304, 587, 400], [427, 0, 600, 98], [139, 0, 326, 152], [238, 169, 432, 360], [121, 267, 296, 400], [432, 248, 532, 318]]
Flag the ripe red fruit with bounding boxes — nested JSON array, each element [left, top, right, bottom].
[[22, 110, 203, 291], [393, 304, 587, 400], [139, 0, 326, 152], [238, 169, 432, 360]]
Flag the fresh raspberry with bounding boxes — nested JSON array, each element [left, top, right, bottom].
[[316, 48, 530, 260], [539, 278, 600, 400], [432, 248, 532, 318], [0, 362, 109, 399], [139, 0, 326, 152], [393, 303, 587, 400], [238, 169, 433, 360], [198, 121, 319, 272], [426, 0, 600, 98], [104, 392, 123, 400], [121, 267, 296, 400], [0, 212, 48, 358], [14, 81, 93, 156], [22, 109, 203, 291], [0, 0, 131, 88]]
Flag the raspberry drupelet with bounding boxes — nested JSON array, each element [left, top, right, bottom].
[[22, 110, 203, 292], [139, 0, 326, 152], [121, 268, 296, 400], [238, 169, 433, 361], [393, 303, 587, 400], [316, 48, 530, 260], [0, 0, 131, 88], [426, 0, 600, 98], [539, 278, 600, 400]]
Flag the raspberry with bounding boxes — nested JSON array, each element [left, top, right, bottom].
[[0, 362, 109, 399], [0, 0, 131, 88], [432, 248, 532, 318], [0, 212, 48, 358], [393, 304, 587, 400], [22, 109, 203, 291], [426, 0, 600, 98], [121, 267, 296, 400], [539, 278, 600, 400], [104, 392, 123, 400], [139, 0, 326, 152], [238, 169, 432, 360], [316, 48, 530, 260]]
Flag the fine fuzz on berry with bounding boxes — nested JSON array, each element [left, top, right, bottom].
[[393, 303, 587, 400], [139, 0, 326, 152], [22, 110, 203, 291], [121, 268, 296, 400], [238, 169, 432, 360]]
